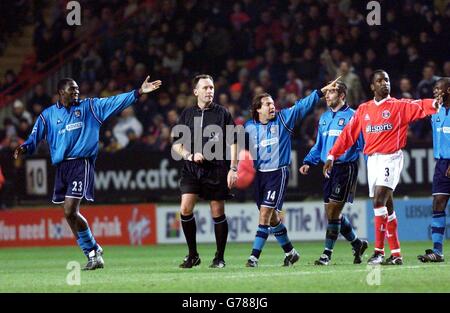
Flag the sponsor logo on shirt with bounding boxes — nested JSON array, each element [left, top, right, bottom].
[[65, 122, 83, 131], [365, 123, 393, 133], [439, 126, 450, 134], [382, 110, 391, 119], [323, 130, 343, 137], [260, 137, 279, 147]]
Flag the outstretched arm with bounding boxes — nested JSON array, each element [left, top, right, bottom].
[[91, 75, 162, 123], [138, 75, 162, 95], [280, 76, 342, 130], [400, 92, 441, 124]]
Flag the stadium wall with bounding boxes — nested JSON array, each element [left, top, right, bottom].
[[157, 201, 367, 243], [1, 199, 447, 247], [0, 204, 157, 247], [366, 198, 450, 242], [18, 144, 435, 205]]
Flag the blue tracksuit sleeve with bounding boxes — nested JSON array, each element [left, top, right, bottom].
[[279, 90, 322, 132], [303, 126, 322, 166], [356, 131, 364, 153], [89, 90, 139, 123], [22, 114, 47, 155]]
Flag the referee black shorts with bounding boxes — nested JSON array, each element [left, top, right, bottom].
[[180, 161, 233, 201]]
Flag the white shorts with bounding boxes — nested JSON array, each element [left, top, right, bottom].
[[367, 150, 404, 197]]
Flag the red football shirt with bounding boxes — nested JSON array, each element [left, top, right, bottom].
[[328, 96, 437, 158]]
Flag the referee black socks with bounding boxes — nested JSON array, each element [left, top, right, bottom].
[[181, 213, 198, 257], [213, 215, 228, 261]]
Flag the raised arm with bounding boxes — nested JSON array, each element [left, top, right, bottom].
[[280, 77, 341, 130], [90, 76, 162, 123]]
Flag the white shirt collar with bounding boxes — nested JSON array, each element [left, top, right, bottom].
[[373, 95, 391, 106]]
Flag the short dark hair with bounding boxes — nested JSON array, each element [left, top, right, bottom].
[[192, 74, 213, 88], [251, 92, 271, 121], [370, 69, 388, 83], [436, 77, 450, 88], [328, 80, 347, 96], [57, 77, 75, 93]]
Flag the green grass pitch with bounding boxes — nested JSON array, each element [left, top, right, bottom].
[[0, 241, 449, 292]]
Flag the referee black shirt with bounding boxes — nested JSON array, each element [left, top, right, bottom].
[[173, 102, 237, 166]]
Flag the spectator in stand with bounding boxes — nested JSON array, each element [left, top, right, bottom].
[[27, 84, 52, 111], [300, 103, 326, 149], [11, 100, 33, 126], [1, 70, 19, 95], [284, 69, 304, 98], [5, 0, 450, 151], [397, 77, 414, 99], [16, 118, 31, 141], [112, 106, 143, 149], [404, 46, 424, 86], [417, 64, 439, 98]]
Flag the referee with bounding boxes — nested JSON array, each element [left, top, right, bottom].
[[172, 74, 238, 268]]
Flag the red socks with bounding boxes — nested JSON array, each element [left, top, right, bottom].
[[387, 212, 401, 257], [374, 206, 388, 255]]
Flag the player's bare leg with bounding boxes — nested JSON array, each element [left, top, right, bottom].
[[418, 195, 448, 262], [64, 197, 103, 270], [63, 197, 88, 237], [179, 193, 200, 268], [209, 200, 227, 268]]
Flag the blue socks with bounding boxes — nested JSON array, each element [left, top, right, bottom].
[[77, 227, 98, 256], [340, 214, 361, 248], [251, 225, 269, 259], [431, 211, 446, 255], [324, 219, 341, 257], [271, 222, 294, 253]]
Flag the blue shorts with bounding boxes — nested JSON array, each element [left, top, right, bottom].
[[323, 161, 358, 203], [52, 158, 95, 204], [432, 159, 450, 196], [254, 167, 289, 212]]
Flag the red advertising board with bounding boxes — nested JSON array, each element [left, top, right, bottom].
[[0, 204, 157, 247]]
